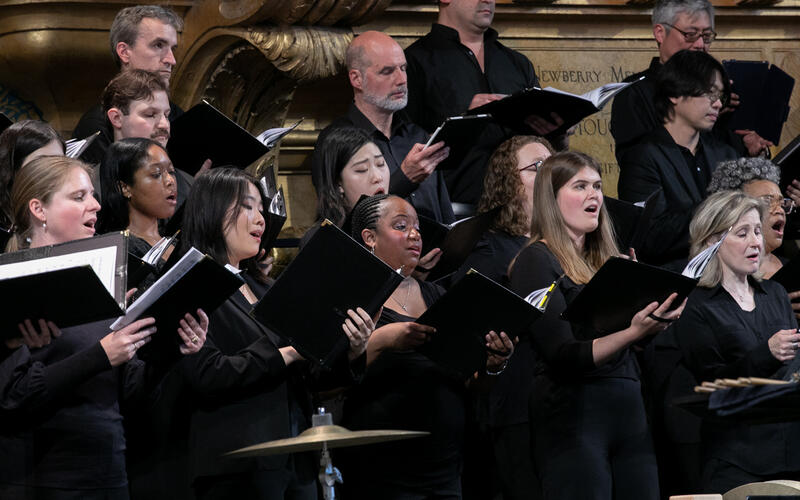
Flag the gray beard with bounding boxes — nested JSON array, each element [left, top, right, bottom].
[[362, 90, 408, 112]]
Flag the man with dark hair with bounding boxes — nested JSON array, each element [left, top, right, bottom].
[[404, 0, 563, 208], [102, 69, 170, 146], [610, 0, 771, 164], [311, 31, 455, 225], [73, 5, 184, 165], [618, 49, 737, 270]]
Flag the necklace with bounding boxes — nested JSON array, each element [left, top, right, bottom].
[[391, 279, 413, 312], [724, 282, 751, 304]]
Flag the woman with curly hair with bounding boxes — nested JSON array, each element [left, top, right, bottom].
[[456, 135, 553, 500]]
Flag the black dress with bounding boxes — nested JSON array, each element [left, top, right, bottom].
[[0, 319, 171, 500], [674, 278, 800, 493], [340, 279, 467, 499], [509, 242, 657, 500], [179, 273, 360, 500]]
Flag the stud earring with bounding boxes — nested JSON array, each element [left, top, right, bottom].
[[42, 221, 47, 232]]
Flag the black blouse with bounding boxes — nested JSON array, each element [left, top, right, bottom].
[[509, 241, 639, 381], [0, 319, 167, 489], [675, 277, 800, 475], [341, 279, 467, 489]]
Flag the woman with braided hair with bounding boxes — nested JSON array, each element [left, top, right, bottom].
[[339, 193, 513, 500]]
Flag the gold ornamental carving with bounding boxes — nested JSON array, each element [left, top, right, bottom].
[[245, 25, 353, 83]]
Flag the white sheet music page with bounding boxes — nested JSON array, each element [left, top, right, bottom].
[[0, 246, 118, 297]]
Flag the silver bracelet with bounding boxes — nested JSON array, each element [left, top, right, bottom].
[[486, 359, 509, 376]]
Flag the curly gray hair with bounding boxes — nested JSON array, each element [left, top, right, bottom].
[[707, 157, 781, 193]]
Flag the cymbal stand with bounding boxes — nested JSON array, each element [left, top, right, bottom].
[[313, 408, 342, 500]]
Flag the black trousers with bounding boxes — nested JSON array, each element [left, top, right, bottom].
[[532, 377, 659, 500], [492, 423, 541, 500], [193, 467, 316, 500], [0, 484, 129, 500]]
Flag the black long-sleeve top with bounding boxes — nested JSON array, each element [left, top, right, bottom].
[[179, 273, 360, 483], [674, 278, 800, 475], [0, 319, 169, 489], [405, 24, 541, 205], [508, 241, 639, 381], [340, 279, 467, 491]]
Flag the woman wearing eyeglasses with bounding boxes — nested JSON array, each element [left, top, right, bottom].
[[709, 157, 793, 279], [455, 135, 553, 500]]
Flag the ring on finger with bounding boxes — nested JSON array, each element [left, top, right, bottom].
[[190, 335, 199, 344], [793, 341, 798, 350]]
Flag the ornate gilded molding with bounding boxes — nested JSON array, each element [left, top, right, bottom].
[[245, 26, 353, 83]]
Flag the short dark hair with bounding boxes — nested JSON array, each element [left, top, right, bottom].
[[109, 5, 182, 68], [179, 168, 268, 281], [98, 137, 163, 233], [654, 49, 730, 123], [102, 69, 169, 115], [0, 120, 64, 228], [315, 127, 376, 225]]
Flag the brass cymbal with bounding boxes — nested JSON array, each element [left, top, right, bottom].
[[226, 425, 429, 457]]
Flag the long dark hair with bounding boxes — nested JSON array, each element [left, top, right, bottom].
[[98, 137, 164, 233], [179, 168, 267, 281], [0, 120, 64, 228], [316, 127, 376, 225]]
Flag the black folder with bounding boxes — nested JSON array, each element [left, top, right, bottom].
[[167, 101, 270, 176], [415, 270, 541, 378], [0, 232, 128, 306], [127, 253, 157, 290], [0, 266, 124, 338], [425, 114, 491, 170], [115, 250, 244, 359], [419, 207, 500, 282], [251, 220, 404, 369], [722, 60, 795, 145], [561, 257, 697, 334], [605, 189, 661, 252], [466, 82, 633, 136]]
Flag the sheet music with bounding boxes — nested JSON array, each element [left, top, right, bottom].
[[0, 246, 118, 296], [111, 247, 204, 329]]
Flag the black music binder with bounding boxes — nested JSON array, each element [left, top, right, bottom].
[[415, 269, 541, 378], [251, 220, 404, 369], [562, 257, 697, 334], [419, 207, 500, 282], [113, 248, 244, 358], [605, 189, 661, 252], [424, 114, 491, 170]]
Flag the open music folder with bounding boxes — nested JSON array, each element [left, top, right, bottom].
[[0, 232, 127, 335], [467, 80, 639, 136], [418, 206, 500, 282], [167, 100, 302, 175], [251, 220, 404, 369], [561, 257, 698, 335], [112, 247, 244, 358], [415, 269, 542, 378]]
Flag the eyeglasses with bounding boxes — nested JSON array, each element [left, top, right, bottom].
[[519, 160, 545, 173], [663, 23, 717, 44], [701, 88, 728, 106], [759, 194, 795, 214]]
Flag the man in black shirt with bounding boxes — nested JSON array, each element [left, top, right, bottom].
[[618, 50, 737, 271], [405, 0, 563, 206], [610, 0, 771, 165], [311, 31, 454, 224], [73, 5, 184, 165]]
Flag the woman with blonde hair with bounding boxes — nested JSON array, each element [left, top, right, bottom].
[[0, 156, 207, 500], [509, 151, 684, 499], [675, 190, 800, 493]]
